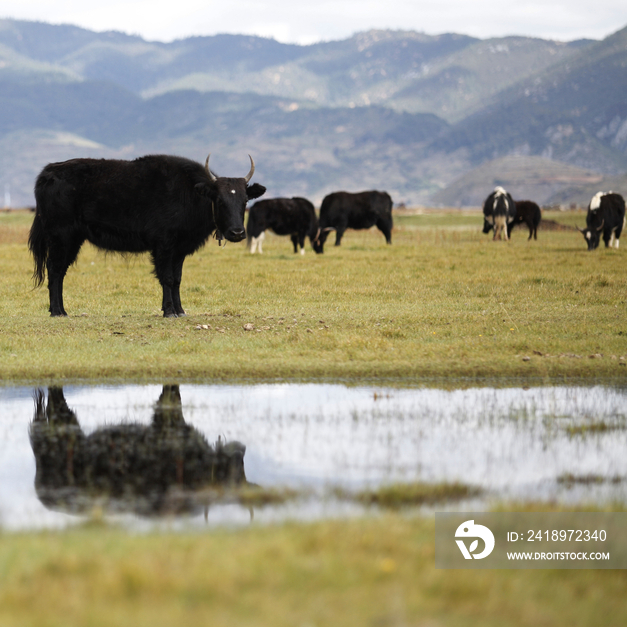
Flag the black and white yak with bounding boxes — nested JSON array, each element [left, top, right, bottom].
[[578, 192, 626, 250], [482, 187, 516, 241]]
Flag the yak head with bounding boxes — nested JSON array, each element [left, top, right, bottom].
[[578, 221, 604, 250], [212, 438, 248, 485], [197, 155, 266, 243], [577, 192, 609, 250], [312, 227, 334, 254], [578, 193, 606, 250]]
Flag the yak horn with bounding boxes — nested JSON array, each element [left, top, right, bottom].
[[244, 154, 255, 183], [597, 220, 605, 232], [577, 226, 585, 233], [205, 154, 218, 182]]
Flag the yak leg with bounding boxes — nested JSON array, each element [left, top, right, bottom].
[[614, 218, 624, 248], [171, 256, 186, 316], [376, 218, 392, 244], [46, 233, 84, 316], [30, 387, 85, 493], [334, 222, 347, 246], [249, 232, 261, 254], [152, 250, 178, 318], [493, 216, 507, 241], [47, 262, 67, 317], [290, 234, 299, 254], [33, 388, 78, 426], [153, 385, 185, 427], [46, 387, 81, 426], [250, 231, 265, 254], [292, 232, 306, 254]]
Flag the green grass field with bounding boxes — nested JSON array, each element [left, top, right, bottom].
[[0, 209, 625, 383], [1, 208, 626, 626]]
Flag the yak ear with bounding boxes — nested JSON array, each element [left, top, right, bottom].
[[195, 182, 217, 200], [246, 183, 266, 200]]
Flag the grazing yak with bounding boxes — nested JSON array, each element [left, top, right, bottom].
[[313, 190, 393, 253], [29, 154, 266, 317], [482, 187, 516, 240], [247, 197, 319, 254], [578, 192, 626, 250], [510, 200, 542, 240], [29, 385, 250, 517]]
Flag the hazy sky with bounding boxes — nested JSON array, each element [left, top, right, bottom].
[[2, 0, 627, 44]]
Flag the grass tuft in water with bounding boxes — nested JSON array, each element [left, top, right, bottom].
[[557, 473, 625, 486], [337, 481, 481, 509], [566, 421, 626, 436]]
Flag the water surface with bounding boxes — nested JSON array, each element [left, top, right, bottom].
[[1, 383, 626, 530]]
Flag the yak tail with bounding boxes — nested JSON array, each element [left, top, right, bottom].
[[28, 212, 48, 287]]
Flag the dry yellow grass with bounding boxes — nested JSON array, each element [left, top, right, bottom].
[[1, 209, 625, 383]]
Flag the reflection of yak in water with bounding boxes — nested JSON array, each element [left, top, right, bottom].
[[30, 385, 250, 517]]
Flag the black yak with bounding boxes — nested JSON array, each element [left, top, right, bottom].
[[29, 385, 251, 517], [247, 197, 319, 254], [509, 200, 542, 240], [29, 154, 266, 317], [313, 191, 393, 253]]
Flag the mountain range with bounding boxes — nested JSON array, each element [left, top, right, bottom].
[[1, 18, 626, 208]]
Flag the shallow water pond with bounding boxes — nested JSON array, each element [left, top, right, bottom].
[[1, 383, 626, 530]]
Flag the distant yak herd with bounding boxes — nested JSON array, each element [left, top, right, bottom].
[[482, 185, 625, 249], [27, 153, 625, 317]]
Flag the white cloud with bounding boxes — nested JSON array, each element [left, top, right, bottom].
[[2, 0, 627, 44]]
